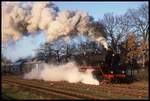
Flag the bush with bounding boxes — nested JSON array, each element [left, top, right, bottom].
[[135, 67, 148, 81]]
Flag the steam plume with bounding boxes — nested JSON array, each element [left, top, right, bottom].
[[2, 2, 108, 49], [24, 62, 100, 85]]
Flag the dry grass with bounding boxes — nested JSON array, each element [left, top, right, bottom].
[[129, 81, 148, 88]]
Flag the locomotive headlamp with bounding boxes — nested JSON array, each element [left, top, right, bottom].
[[110, 70, 113, 74], [122, 70, 125, 74]]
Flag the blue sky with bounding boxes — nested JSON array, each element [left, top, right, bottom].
[[53, 1, 148, 20]]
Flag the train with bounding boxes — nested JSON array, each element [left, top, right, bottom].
[[2, 62, 128, 84], [2, 61, 128, 84], [1, 49, 131, 84], [1, 61, 44, 75]]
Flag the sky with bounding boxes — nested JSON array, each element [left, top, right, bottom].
[[53, 1, 148, 20], [19, 1, 148, 20]]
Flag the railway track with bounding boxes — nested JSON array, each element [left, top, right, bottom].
[[58, 80, 148, 91], [2, 78, 108, 100], [103, 84, 148, 90], [33, 80, 148, 98], [93, 85, 148, 98], [2, 75, 148, 99], [55, 82, 148, 98], [4, 75, 148, 90], [31, 79, 148, 98]]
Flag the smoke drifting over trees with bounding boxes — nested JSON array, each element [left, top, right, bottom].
[[2, 2, 108, 49], [35, 34, 104, 65]]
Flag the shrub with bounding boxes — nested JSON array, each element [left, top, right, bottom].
[[135, 67, 148, 81]]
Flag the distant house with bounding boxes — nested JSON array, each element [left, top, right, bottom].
[[21, 61, 44, 74], [2, 58, 45, 75]]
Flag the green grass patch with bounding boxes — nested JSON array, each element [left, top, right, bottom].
[[2, 84, 42, 100]]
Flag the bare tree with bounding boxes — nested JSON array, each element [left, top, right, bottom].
[[100, 13, 130, 54], [125, 3, 149, 67], [35, 42, 55, 62], [100, 13, 115, 47], [100, 3, 148, 68]]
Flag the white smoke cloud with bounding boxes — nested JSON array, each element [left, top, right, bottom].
[[24, 62, 100, 85], [2, 1, 108, 49]]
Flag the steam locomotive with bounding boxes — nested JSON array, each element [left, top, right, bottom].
[[79, 49, 127, 83]]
